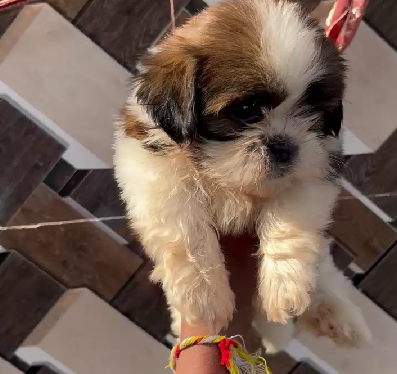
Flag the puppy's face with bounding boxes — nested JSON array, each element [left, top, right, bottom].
[[134, 0, 345, 196]]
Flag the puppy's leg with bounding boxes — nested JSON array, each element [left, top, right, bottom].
[[257, 181, 339, 323], [136, 203, 234, 334], [297, 247, 371, 347]]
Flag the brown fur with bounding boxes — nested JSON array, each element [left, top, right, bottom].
[[119, 108, 148, 140]]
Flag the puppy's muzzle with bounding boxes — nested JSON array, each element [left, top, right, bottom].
[[266, 136, 298, 164]]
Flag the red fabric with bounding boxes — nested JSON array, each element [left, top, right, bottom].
[[174, 345, 181, 359], [0, 0, 36, 10], [218, 339, 237, 369], [325, 0, 369, 51]]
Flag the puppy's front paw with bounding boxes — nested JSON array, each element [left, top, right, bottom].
[[260, 258, 315, 323], [175, 278, 235, 333], [298, 298, 371, 348]]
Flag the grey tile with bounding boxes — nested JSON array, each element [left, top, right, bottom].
[[44, 158, 76, 193], [0, 99, 65, 225]]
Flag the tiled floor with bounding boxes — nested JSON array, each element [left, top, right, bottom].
[[0, 1, 396, 373], [0, 251, 65, 359], [0, 99, 65, 225], [0, 184, 142, 301], [17, 289, 170, 374]]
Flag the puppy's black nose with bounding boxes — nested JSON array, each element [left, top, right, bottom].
[[267, 137, 297, 164]]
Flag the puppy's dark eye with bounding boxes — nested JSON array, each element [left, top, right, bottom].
[[225, 100, 264, 124], [323, 102, 343, 137]]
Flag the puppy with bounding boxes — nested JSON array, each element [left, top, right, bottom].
[[114, 0, 370, 346]]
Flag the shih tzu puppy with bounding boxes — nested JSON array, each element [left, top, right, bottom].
[[114, 0, 370, 348]]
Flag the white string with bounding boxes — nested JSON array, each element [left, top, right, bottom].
[[337, 191, 397, 201], [0, 216, 126, 231], [0, 190, 395, 232]]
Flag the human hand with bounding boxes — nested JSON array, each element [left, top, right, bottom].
[[177, 234, 259, 374]]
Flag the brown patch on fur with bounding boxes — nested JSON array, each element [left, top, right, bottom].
[[298, 302, 367, 348], [132, 0, 344, 142], [138, 0, 284, 118], [192, 0, 284, 114], [138, 45, 196, 120], [119, 108, 148, 140]]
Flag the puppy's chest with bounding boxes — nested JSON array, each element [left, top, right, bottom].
[[210, 193, 260, 235]]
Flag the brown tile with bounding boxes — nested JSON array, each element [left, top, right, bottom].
[[113, 221, 142, 246], [365, 0, 397, 51], [0, 251, 65, 359], [329, 240, 354, 271], [290, 362, 321, 374], [0, 184, 142, 300], [0, 99, 65, 225], [111, 261, 171, 342], [75, 0, 190, 71], [69, 169, 138, 242], [360, 244, 397, 320], [70, 169, 124, 218], [344, 129, 397, 219], [329, 189, 397, 270]]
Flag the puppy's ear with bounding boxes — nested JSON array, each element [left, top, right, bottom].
[[136, 48, 198, 144]]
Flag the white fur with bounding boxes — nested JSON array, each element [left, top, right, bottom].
[[256, 0, 323, 97], [255, 246, 371, 351]]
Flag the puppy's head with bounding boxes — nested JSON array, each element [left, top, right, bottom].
[[133, 0, 346, 195]]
